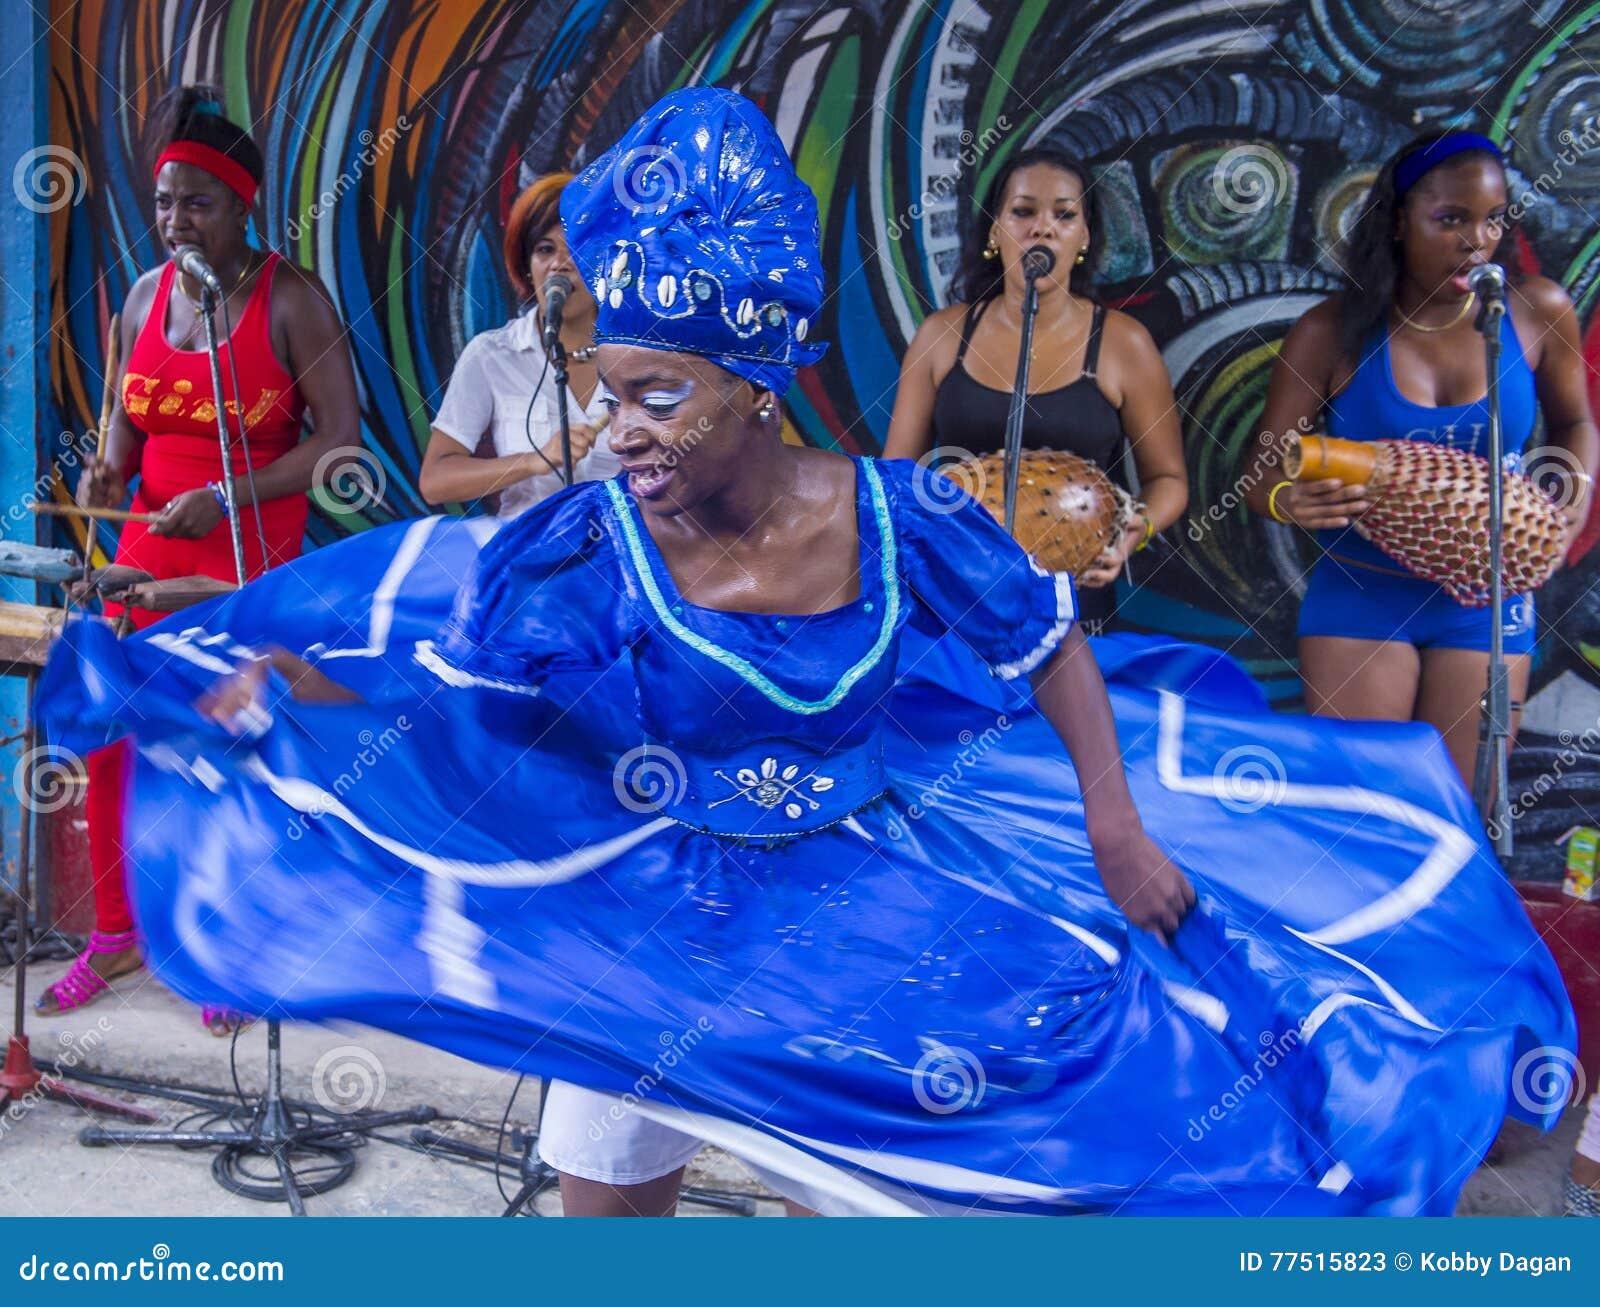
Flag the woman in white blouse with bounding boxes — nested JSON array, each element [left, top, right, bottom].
[[422, 172, 620, 518]]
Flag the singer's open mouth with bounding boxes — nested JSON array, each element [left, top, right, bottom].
[[622, 462, 675, 497]]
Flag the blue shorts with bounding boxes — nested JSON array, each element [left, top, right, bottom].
[[1297, 554, 1536, 654]]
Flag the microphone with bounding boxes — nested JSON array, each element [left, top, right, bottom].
[[1022, 245, 1056, 280], [172, 244, 223, 297], [1467, 263, 1506, 302], [542, 274, 574, 351]]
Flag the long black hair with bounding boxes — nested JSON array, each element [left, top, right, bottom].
[[1336, 132, 1516, 361], [950, 148, 1100, 304], [144, 84, 264, 197]]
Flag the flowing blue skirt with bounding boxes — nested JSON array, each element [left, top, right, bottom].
[[37, 517, 1576, 1215]]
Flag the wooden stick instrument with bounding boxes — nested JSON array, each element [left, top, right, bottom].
[[31, 503, 159, 525], [96, 312, 120, 461]]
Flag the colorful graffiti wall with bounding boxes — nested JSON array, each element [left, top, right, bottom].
[[41, 0, 1600, 875]]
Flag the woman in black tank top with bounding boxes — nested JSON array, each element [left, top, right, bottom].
[[884, 149, 1187, 630]]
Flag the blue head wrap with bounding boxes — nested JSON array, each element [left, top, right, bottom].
[[1393, 132, 1504, 199], [560, 87, 828, 394]]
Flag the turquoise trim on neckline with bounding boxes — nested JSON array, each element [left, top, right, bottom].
[[605, 460, 899, 714]]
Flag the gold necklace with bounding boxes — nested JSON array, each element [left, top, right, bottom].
[[174, 250, 262, 349], [1394, 291, 1475, 333], [177, 248, 262, 309]]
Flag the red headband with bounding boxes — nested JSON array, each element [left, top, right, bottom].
[[154, 141, 258, 206]]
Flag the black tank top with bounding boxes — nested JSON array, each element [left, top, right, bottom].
[[929, 298, 1125, 627], [931, 298, 1124, 466]]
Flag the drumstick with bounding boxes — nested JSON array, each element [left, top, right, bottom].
[[32, 503, 159, 524], [96, 312, 120, 460]]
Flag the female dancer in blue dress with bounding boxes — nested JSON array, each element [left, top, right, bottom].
[[1247, 132, 1597, 782], [39, 94, 1574, 1217]]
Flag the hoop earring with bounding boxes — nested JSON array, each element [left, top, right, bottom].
[[983, 241, 999, 261]]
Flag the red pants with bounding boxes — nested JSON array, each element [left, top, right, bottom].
[[85, 739, 135, 937]]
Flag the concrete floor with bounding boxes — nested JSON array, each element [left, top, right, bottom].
[[0, 964, 1581, 1218]]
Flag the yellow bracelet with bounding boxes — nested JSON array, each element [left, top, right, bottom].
[[1134, 515, 1156, 552], [1267, 480, 1294, 524]]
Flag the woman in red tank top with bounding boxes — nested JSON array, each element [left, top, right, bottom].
[[38, 87, 362, 1028]]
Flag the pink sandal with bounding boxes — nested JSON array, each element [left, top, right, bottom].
[[35, 929, 142, 1013], [201, 1005, 256, 1037]]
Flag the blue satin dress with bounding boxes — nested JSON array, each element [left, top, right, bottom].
[[37, 457, 1575, 1215]]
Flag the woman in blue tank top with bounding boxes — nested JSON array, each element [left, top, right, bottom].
[[1247, 132, 1596, 785]]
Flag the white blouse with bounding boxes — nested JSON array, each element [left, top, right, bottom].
[[431, 310, 622, 519]]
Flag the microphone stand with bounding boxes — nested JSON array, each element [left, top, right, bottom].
[[71, 269, 439, 1211], [197, 281, 248, 586], [1002, 268, 1045, 534], [1470, 284, 1513, 857], [549, 333, 575, 487]]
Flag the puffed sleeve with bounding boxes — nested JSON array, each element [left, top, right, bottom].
[[415, 482, 632, 693], [883, 458, 1077, 679]]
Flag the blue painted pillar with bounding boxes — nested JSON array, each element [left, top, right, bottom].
[[0, 1, 53, 894]]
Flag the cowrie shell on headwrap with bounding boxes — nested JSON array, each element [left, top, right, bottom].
[[796, 318, 809, 341], [737, 297, 755, 325], [611, 250, 629, 279], [657, 275, 677, 307], [609, 288, 623, 309]]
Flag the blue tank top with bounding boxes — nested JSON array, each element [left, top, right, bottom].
[[1319, 310, 1538, 570]]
